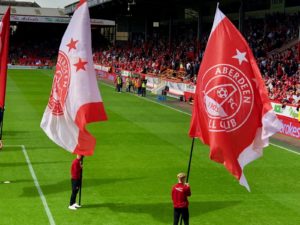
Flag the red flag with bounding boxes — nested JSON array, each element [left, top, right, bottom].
[[41, 0, 107, 156], [0, 7, 10, 109], [189, 7, 282, 191]]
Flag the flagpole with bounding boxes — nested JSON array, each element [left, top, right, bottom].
[[79, 156, 84, 206], [0, 108, 4, 142], [186, 138, 195, 182], [180, 137, 195, 225]]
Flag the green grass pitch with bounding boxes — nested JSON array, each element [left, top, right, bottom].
[[1, 69, 300, 225]]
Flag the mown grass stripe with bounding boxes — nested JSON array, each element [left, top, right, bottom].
[[5, 145, 57, 225], [100, 81, 300, 156]]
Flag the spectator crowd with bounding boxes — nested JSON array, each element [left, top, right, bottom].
[[8, 12, 300, 106]]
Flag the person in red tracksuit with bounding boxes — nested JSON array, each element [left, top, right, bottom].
[[172, 172, 191, 225], [68, 155, 83, 210]]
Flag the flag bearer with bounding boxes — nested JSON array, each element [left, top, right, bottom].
[[172, 172, 191, 225], [69, 155, 83, 210]]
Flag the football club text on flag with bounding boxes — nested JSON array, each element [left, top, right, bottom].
[[189, 6, 282, 191], [41, 0, 107, 156]]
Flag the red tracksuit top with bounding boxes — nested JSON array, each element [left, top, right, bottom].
[[172, 183, 191, 208], [71, 158, 82, 180]]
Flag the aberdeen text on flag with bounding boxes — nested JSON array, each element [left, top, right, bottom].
[[189, 6, 282, 191]]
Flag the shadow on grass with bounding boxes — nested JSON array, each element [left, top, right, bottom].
[[82, 200, 241, 223], [2, 130, 29, 137], [21, 177, 142, 197]]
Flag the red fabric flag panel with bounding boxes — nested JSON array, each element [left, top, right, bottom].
[[0, 7, 10, 109], [189, 7, 282, 191], [41, 1, 107, 156]]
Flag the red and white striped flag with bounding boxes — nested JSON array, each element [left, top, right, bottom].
[[41, 0, 107, 156], [0, 7, 10, 109], [189, 6, 282, 191]]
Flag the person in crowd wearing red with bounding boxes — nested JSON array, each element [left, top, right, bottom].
[[69, 154, 83, 210], [172, 172, 191, 225]]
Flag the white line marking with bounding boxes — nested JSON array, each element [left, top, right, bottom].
[[100, 82, 191, 116], [270, 143, 300, 156], [5, 145, 56, 225], [100, 81, 300, 156]]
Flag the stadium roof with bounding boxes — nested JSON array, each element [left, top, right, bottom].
[[65, 0, 213, 17], [0, 0, 40, 7], [0, 5, 115, 26], [0, 6, 66, 17], [65, 0, 299, 20], [65, 0, 267, 19]]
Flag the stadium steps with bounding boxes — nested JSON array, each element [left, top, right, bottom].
[[268, 38, 298, 56]]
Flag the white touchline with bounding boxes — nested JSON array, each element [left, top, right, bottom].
[[270, 143, 300, 156], [100, 81, 300, 156], [100, 82, 191, 116], [5, 145, 56, 225]]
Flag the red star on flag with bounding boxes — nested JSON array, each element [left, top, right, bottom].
[[74, 58, 88, 72], [41, 0, 107, 157], [67, 38, 78, 52]]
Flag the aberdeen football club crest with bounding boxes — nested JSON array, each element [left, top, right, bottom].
[[48, 51, 71, 115], [202, 64, 254, 132]]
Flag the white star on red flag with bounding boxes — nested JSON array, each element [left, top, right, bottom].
[[232, 49, 248, 65], [189, 6, 282, 191]]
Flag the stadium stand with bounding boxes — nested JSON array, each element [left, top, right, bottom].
[[93, 12, 299, 106], [1, 0, 300, 106]]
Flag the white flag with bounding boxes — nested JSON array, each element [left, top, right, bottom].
[[41, 0, 107, 156]]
